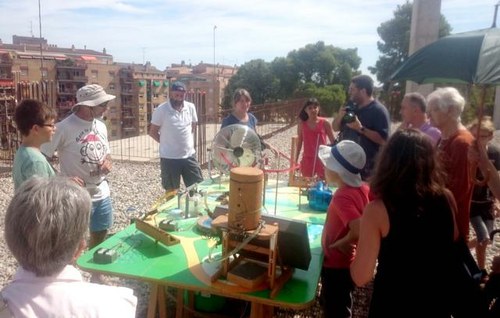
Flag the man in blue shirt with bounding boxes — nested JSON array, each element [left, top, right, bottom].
[[332, 75, 390, 180]]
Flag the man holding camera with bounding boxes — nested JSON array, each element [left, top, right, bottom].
[[332, 75, 390, 180]]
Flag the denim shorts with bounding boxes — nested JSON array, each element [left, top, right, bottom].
[[470, 215, 494, 242], [90, 196, 113, 232]]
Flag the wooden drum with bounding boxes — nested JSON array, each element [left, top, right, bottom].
[[228, 167, 264, 230]]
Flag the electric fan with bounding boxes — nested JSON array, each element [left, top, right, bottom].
[[210, 124, 262, 177]]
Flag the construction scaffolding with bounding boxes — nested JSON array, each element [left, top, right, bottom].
[[0, 83, 17, 161]]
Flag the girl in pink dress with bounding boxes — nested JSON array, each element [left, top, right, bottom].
[[296, 98, 335, 179]]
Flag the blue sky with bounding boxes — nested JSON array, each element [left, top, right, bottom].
[[0, 0, 498, 78]]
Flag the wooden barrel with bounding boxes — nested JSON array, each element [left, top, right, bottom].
[[228, 167, 264, 230]]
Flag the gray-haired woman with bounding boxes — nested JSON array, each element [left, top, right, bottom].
[[1, 176, 137, 317]]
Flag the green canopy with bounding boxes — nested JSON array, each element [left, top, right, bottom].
[[391, 27, 500, 85]]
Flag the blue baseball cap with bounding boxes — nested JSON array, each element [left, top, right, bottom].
[[171, 81, 186, 92]]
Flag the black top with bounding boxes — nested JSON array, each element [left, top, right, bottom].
[[369, 194, 456, 318]]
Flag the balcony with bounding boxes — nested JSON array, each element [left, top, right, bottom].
[[58, 89, 78, 95], [56, 102, 74, 110], [122, 126, 137, 132], [120, 76, 134, 84], [56, 64, 87, 70], [57, 75, 88, 82]]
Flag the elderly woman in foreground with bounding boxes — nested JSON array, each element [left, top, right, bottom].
[[1, 176, 137, 317]]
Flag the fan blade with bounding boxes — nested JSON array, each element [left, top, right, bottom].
[[230, 127, 248, 148]]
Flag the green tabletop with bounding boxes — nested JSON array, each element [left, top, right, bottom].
[[77, 179, 329, 309]]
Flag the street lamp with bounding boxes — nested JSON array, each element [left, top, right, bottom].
[[213, 25, 217, 124]]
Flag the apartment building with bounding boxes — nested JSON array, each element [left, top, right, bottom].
[[0, 35, 237, 144], [167, 61, 237, 121]]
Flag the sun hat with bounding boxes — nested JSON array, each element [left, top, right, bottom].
[[73, 84, 116, 108], [171, 81, 186, 92], [318, 141, 366, 187]]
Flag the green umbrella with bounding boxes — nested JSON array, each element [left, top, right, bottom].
[[390, 27, 500, 85]]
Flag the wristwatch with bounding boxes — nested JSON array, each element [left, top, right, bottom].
[[359, 126, 366, 134]]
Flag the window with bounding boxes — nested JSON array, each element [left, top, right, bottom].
[[109, 83, 115, 90], [109, 71, 115, 78], [41, 68, 48, 78], [20, 67, 28, 76], [91, 70, 98, 79]]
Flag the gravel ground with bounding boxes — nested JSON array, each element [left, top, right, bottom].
[[0, 125, 296, 318], [1, 124, 500, 318]]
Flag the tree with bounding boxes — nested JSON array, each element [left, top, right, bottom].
[[369, 1, 451, 86], [296, 83, 346, 117], [223, 42, 362, 109], [270, 56, 300, 100], [222, 59, 280, 109], [286, 41, 361, 88]]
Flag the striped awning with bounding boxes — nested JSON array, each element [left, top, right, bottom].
[[81, 55, 97, 61]]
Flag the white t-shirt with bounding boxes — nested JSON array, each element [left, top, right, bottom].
[[2, 266, 137, 318], [151, 100, 197, 159], [41, 114, 111, 200]]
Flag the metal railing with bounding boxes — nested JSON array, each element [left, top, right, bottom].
[[0, 81, 305, 169], [109, 98, 306, 167]]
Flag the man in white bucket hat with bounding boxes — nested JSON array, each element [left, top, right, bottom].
[[42, 84, 115, 284], [317, 140, 371, 318]]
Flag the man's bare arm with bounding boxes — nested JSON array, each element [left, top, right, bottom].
[[148, 124, 160, 143]]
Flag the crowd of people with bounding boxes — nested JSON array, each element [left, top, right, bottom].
[[320, 81, 499, 317], [2, 75, 500, 317]]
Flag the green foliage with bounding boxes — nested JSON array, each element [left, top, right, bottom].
[[296, 83, 346, 117], [460, 85, 497, 125], [286, 41, 361, 87], [270, 56, 300, 99], [222, 59, 280, 109], [224, 41, 361, 108], [369, 1, 452, 119], [369, 1, 451, 87]]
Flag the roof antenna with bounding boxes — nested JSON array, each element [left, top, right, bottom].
[[38, 0, 45, 81], [492, 1, 500, 28]]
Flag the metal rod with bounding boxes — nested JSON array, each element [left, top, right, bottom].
[[493, 2, 500, 28], [38, 0, 44, 81], [274, 155, 280, 215], [311, 133, 320, 179], [213, 25, 217, 129]]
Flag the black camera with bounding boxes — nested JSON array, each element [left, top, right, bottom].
[[342, 104, 356, 124]]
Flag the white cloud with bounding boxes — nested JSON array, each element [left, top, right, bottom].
[[0, 0, 497, 76]]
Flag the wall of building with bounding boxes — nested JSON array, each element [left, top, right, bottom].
[[0, 36, 238, 141]]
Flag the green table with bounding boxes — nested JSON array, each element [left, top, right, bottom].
[[77, 179, 328, 318]]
